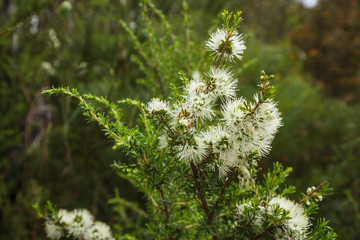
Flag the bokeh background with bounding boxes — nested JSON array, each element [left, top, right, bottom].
[[1, 0, 359, 239]]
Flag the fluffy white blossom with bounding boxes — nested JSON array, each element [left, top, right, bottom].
[[175, 136, 207, 162], [184, 78, 216, 120], [201, 125, 235, 158], [185, 91, 215, 120], [45, 208, 114, 240], [221, 97, 282, 158], [222, 98, 247, 127], [269, 196, 310, 239], [201, 125, 238, 177], [252, 97, 282, 138], [146, 98, 169, 114], [185, 77, 207, 95], [206, 28, 246, 62], [168, 103, 196, 129], [45, 221, 62, 240], [208, 67, 237, 98], [58, 209, 74, 225], [236, 200, 265, 230], [66, 209, 94, 238], [84, 221, 114, 240]]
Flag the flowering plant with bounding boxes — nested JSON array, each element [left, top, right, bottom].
[[39, 9, 336, 240]]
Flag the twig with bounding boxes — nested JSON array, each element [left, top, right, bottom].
[[300, 181, 328, 205], [281, 226, 293, 240], [211, 172, 234, 216], [190, 161, 218, 240], [0, 22, 22, 36], [252, 226, 275, 239], [157, 185, 171, 221]]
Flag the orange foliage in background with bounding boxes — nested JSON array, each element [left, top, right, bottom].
[[292, 0, 360, 103]]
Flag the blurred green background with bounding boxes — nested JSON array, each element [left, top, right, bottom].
[[1, 0, 359, 239]]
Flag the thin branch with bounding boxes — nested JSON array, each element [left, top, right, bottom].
[[211, 172, 234, 216], [281, 226, 294, 240], [158, 185, 171, 221], [0, 22, 22, 36], [249, 80, 267, 114], [252, 226, 275, 240], [160, 115, 175, 136], [189, 161, 218, 240], [300, 181, 328, 205]]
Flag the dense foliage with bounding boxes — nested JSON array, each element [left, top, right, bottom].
[[1, 0, 359, 239], [40, 10, 335, 239]]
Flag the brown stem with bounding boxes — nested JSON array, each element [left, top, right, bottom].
[[281, 226, 294, 240], [158, 185, 171, 221], [160, 115, 175, 136], [300, 180, 328, 205], [211, 173, 234, 216], [252, 226, 275, 239], [190, 161, 218, 240], [250, 80, 267, 114], [215, 30, 233, 69], [0, 22, 22, 36]]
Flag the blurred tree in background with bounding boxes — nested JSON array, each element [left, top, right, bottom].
[[292, 0, 360, 103], [0, 0, 359, 239]]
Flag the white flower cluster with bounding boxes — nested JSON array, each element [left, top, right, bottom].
[[236, 200, 265, 230], [305, 186, 323, 205], [146, 27, 282, 180], [235, 196, 310, 239], [269, 196, 310, 239], [44, 208, 114, 240]]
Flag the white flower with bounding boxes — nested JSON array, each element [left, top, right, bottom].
[[184, 78, 216, 120], [226, 115, 258, 158], [208, 67, 238, 98], [236, 200, 265, 230], [168, 104, 193, 128], [175, 135, 207, 162], [252, 98, 282, 139], [66, 209, 94, 238], [269, 196, 310, 239], [184, 91, 215, 120], [201, 125, 239, 177], [146, 98, 169, 114], [222, 98, 247, 127], [44, 221, 62, 240], [206, 28, 246, 62], [58, 209, 74, 225], [202, 125, 234, 156], [185, 77, 207, 95], [84, 221, 114, 240], [222, 97, 282, 158]]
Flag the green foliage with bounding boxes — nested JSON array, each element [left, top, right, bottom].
[[239, 31, 360, 239], [309, 218, 337, 240], [39, 8, 336, 239], [1, 0, 359, 239]]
